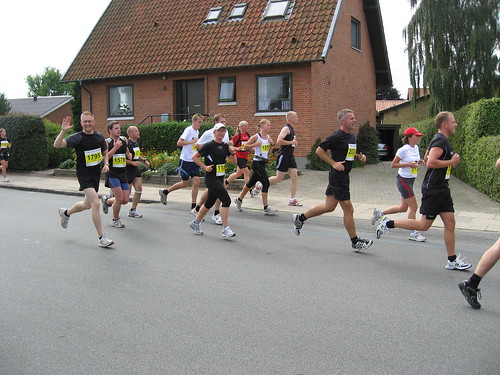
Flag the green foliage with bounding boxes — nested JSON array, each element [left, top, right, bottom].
[[0, 114, 47, 170], [58, 159, 76, 169], [405, 0, 499, 115], [356, 122, 379, 164], [157, 162, 178, 176], [45, 120, 75, 168], [26, 67, 74, 97], [376, 84, 402, 100], [71, 82, 82, 132], [306, 138, 330, 170], [0, 92, 11, 116]]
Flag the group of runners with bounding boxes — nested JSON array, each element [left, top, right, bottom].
[[53, 109, 498, 309]]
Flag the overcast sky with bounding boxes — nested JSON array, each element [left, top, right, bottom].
[[0, 0, 413, 99]]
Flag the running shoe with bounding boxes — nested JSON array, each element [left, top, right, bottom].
[[212, 213, 223, 225], [234, 198, 242, 211], [128, 209, 142, 218], [292, 214, 303, 236], [288, 199, 303, 207], [111, 218, 125, 228], [446, 254, 472, 270], [101, 195, 109, 214], [376, 216, 390, 239], [458, 280, 481, 309], [159, 189, 168, 205], [263, 206, 277, 216], [3, 177, 9, 182], [189, 220, 203, 235], [371, 208, 383, 225], [250, 181, 262, 197], [409, 230, 426, 242], [352, 238, 374, 252], [98, 236, 114, 248], [222, 226, 236, 238], [190, 208, 198, 217], [59, 207, 69, 229]]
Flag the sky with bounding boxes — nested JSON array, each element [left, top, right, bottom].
[[0, 0, 414, 100]]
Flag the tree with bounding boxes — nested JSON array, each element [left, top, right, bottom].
[[25, 67, 74, 97], [405, 0, 500, 115], [376, 84, 402, 100], [0, 92, 11, 116]]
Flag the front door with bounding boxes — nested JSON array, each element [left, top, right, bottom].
[[175, 79, 204, 121]]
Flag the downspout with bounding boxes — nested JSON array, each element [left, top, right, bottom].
[[80, 80, 93, 113], [321, 0, 344, 61]]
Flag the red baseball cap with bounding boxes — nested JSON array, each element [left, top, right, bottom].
[[404, 127, 424, 136]]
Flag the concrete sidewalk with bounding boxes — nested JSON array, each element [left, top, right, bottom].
[[1, 162, 499, 232]]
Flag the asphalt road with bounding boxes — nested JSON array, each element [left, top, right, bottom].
[[1, 190, 499, 375]]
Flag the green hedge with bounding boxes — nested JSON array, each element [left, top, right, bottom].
[[45, 120, 75, 168], [403, 97, 500, 201], [0, 114, 47, 170]]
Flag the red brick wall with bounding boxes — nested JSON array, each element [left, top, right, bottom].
[[43, 103, 72, 124]]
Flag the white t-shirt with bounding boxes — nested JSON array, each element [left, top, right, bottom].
[[396, 144, 421, 178], [197, 124, 230, 146], [179, 125, 199, 162]]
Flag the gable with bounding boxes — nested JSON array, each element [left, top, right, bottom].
[[64, 0, 341, 81]]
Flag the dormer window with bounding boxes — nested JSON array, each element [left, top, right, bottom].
[[205, 7, 223, 23], [230, 3, 247, 20], [263, 0, 293, 19]]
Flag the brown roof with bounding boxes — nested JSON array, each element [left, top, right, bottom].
[[64, 0, 339, 81], [376, 99, 407, 112]]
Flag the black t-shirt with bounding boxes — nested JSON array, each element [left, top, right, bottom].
[[422, 133, 454, 190], [65, 131, 107, 175], [319, 129, 357, 176], [198, 140, 231, 178], [127, 139, 141, 171], [277, 123, 296, 156], [106, 136, 128, 179]]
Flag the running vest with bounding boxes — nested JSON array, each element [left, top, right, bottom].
[[254, 133, 271, 161]]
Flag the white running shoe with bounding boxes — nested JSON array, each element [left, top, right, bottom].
[[128, 209, 142, 218], [111, 218, 125, 228], [222, 226, 236, 238], [234, 198, 243, 211], [101, 195, 109, 214], [59, 207, 69, 229], [292, 214, 303, 235], [189, 220, 203, 235], [263, 206, 277, 216], [288, 199, 303, 207], [212, 213, 223, 225], [376, 216, 390, 239], [98, 236, 114, 248], [250, 181, 262, 197], [159, 189, 168, 205], [371, 208, 383, 225], [446, 254, 472, 270], [409, 230, 426, 242], [352, 238, 374, 252], [3, 177, 9, 182]]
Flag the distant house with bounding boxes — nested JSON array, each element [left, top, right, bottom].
[[8, 96, 72, 124], [63, 0, 392, 160], [376, 89, 430, 159]]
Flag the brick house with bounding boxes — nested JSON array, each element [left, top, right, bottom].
[[63, 0, 391, 162]]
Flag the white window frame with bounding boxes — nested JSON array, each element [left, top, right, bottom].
[[205, 7, 223, 23], [263, 0, 290, 19], [219, 77, 236, 103], [256, 73, 292, 112], [108, 85, 134, 118], [230, 3, 247, 19]]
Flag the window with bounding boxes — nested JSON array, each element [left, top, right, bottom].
[[351, 17, 360, 50], [109, 85, 133, 117], [230, 3, 247, 19], [219, 77, 236, 102], [256, 74, 292, 112], [205, 7, 223, 23], [263, 0, 290, 19]]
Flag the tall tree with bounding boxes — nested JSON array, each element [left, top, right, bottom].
[[405, 0, 499, 115], [0, 92, 11, 116], [376, 84, 402, 100], [26, 67, 74, 97]]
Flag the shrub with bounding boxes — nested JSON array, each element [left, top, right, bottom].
[[45, 120, 75, 168], [0, 114, 47, 170], [59, 159, 76, 169], [157, 162, 178, 176], [306, 138, 330, 170], [356, 122, 379, 164]]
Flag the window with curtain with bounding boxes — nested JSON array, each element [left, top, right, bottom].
[[109, 85, 134, 117], [256, 74, 292, 112], [219, 77, 236, 102]]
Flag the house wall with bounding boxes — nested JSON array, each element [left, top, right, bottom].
[[310, 0, 377, 144], [43, 103, 72, 124], [380, 97, 429, 127]]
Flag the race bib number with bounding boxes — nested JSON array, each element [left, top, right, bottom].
[[192, 143, 197, 151], [445, 166, 451, 180], [241, 142, 246, 149], [411, 167, 418, 176], [261, 144, 271, 152], [0, 140, 8, 148], [216, 164, 225, 176], [112, 153, 126, 168], [346, 144, 356, 161], [84, 148, 102, 167], [132, 146, 140, 160]]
